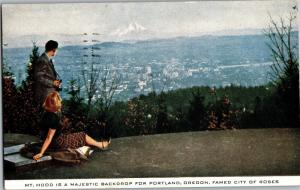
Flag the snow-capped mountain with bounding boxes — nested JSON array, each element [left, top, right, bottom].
[[111, 22, 147, 37]]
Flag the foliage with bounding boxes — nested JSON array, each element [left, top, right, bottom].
[[80, 67, 120, 140], [124, 98, 158, 135], [2, 58, 14, 77], [187, 90, 208, 131], [155, 92, 170, 133], [109, 85, 269, 137], [93, 69, 120, 120], [79, 37, 121, 139], [64, 79, 86, 116], [207, 95, 238, 130], [2, 75, 18, 133], [2, 43, 41, 135], [264, 10, 299, 127], [82, 61, 101, 113]]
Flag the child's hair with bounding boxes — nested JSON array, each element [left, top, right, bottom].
[[43, 91, 62, 112]]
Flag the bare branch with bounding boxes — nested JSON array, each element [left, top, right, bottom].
[[265, 11, 299, 88]]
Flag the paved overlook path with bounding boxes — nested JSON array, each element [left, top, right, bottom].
[[4, 128, 300, 179]]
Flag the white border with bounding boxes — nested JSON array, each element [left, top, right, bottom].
[[5, 176, 300, 189], [1, 0, 300, 190]]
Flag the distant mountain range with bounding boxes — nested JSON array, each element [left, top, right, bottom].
[[3, 27, 268, 49]]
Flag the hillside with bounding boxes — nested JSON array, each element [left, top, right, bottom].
[[4, 128, 300, 179]]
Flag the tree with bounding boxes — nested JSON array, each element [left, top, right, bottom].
[[93, 69, 120, 140], [265, 9, 299, 127], [2, 66, 18, 133], [155, 92, 170, 133], [95, 69, 120, 119], [2, 57, 13, 77], [82, 61, 101, 114], [3, 43, 41, 135], [80, 35, 120, 139], [208, 94, 237, 130], [187, 90, 208, 131], [19, 42, 39, 94], [124, 99, 157, 135], [16, 43, 41, 135], [64, 78, 86, 116]]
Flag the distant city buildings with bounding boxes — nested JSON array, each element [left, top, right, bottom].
[[3, 35, 278, 101]]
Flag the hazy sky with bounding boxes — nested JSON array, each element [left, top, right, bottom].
[[2, 0, 297, 48]]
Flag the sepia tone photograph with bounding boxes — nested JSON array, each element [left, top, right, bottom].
[[1, 0, 299, 184]]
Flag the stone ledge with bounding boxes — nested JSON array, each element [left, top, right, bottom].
[[4, 128, 300, 179], [4, 144, 53, 172]]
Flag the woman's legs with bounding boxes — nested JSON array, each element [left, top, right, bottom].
[[85, 134, 111, 150]]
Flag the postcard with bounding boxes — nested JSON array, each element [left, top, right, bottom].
[[1, 0, 299, 189]]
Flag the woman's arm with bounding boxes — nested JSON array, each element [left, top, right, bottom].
[[33, 128, 56, 161]]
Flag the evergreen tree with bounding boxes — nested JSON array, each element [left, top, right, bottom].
[[2, 66, 18, 133], [253, 96, 263, 126], [20, 42, 39, 92], [156, 92, 170, 133], [187, 90, 208, 131], [65, 79, 85, 116], [2, 58, 13, 77], [15, 43, 41, 135], [265, 11, 299, 127]]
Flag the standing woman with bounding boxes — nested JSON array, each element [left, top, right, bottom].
[[33, 91, 111, 161]]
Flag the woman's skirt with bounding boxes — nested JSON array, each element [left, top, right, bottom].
[[54, 132, 86, 149]]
